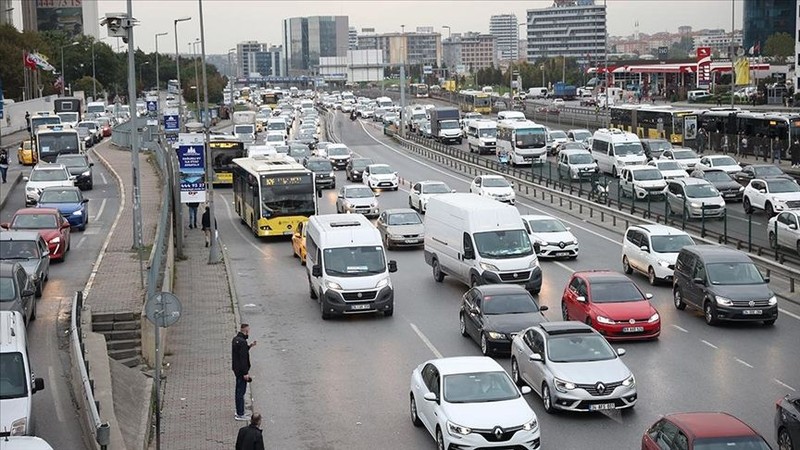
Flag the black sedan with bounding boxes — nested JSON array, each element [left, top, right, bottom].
[[346, 157, 374, 182], [776, 394, 800, 450], [690, 168, 744, 202], [459, 284, 549, 356], [734, 164, 795, 185], [56, 153, 94, 190]]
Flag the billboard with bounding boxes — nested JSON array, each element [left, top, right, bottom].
[[177, 133, 206, 203], [37, 0, 84, 37], [696, 47, 712, 89]]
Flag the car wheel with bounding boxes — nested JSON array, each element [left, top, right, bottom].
[[648, 267, 658, 286], [320, 299, 331, 320], [470, 275, 481, 288], [383, 234, 392, 250], [673, 289, 686, 310], [766, 202, 775, 217], [436, 427, 445, 450], [459, 312, 468, 337], [622, 256, 633, 274], [561, 302, 570, 320], [30, 299, 36, 321], [769, 232, 777, 249], [35, 280, 42, 298], [408, 197, 414, 209], [410, 394, 422, 427], [511, 358, 525, 387], [432, 259, 445, 282], [308, 276, 317, 300], [418, 200, 424, 213], [777, 428, 793, 450], [612, 166, 618, 178], [743, 197, 753, 214], [683, 207, 691, 221], [704, 300, 718, 326], [542, 383, 555, 414], [384, 307, 393, 317], [797, 240, 800, 255], [480, 332, 491, 356]]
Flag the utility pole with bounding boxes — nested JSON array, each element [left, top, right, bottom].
[[124, 1, 144, 289], [399, 26, 407, 138], [174, 17, 191, 132], [729, 0, 735, 110], [155, 32, 168, 105]]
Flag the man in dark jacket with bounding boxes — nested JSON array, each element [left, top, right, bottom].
[[235, 413, 265, 450], [232, 323, 256, 421]]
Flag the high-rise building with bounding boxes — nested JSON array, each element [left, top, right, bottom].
[[22, 0, 99, 38], [236, 42, 284, 78], [526, 0, 606, 62], [0, 0, 13, 27], [489, 14, 519, 61], [282, 16, 349, 75], [349, 26, 358, 50], [442, 33, 497, 71], [743, 0, 796, 53], [353, 28, 441, 67]]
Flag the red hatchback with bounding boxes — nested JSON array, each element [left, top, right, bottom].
[[561, 270, 660, 341], [2, 208, 71, 261], [642, 412, 771, 450]]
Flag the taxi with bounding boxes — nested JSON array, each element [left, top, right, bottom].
[[17, 140, 37, 166], [291, 220, 307, 265]]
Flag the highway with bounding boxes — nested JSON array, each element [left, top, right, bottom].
[[216, 107, 800, 449], [0, 144, 119, 448]]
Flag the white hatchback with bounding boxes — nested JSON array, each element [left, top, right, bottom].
[[695, 155, 741, 175], [24, 164, 75, 206], [622, 224, 695, 285], [521, 214, 579, 259], [363, 164, 399, 191], [408, 180, 454, 213], [469, 175, 515, 205]]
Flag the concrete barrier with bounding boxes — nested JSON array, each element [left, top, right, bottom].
[[1, 95, 59, 136]]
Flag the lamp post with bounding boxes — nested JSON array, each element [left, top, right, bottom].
[[60, 41, 79, 97], [509, 23, 526, 100], [190, 39, 202, 121], [174, 17, 192, 132], [227, 48, 236, 121], [155, 32, 168, 108], [139, 61, 150, 94], [604, 0, 609, 123], [91, 37, 110, 101]]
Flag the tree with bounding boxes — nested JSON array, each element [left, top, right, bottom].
[[763, 32, 793, 63]]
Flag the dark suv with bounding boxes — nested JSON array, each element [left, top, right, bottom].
[[303, 157, 335, 189], [672, 245, 777, 326]]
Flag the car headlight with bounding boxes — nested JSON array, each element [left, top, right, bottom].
[[621, 374, 636, 388], [486, 331, 506, 340], [389, 234, 403, 240], [375, 278, 390, 289], [522, 417, 539, 432], [325, 281, 343, 290], [658, 260, 671, 268], [553, 377, 576, 393], [596, 315, 615, 325], [81, 170, 91, 177], [73, 210, 83, 215], [768, 295, 777, 306], [479, 262, 498, 271], [738, 186, 744, 192], [10, 417, 27, 436], [647, 312, 660, 323], [26, 186, 36, 192], [50, 237, 61, 243], [528, 258, 540, 268], [715, 296, 734, 306], [690, 202, 702, 208], [329, 171, 334, 177], [447, 421, 472, 436]]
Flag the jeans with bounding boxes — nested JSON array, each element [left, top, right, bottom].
[[235, 375, 247, 416], [0, 165, 7, 183], [188, 207, 198, 227]]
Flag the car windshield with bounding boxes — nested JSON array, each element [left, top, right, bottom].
[[483, 177, 510, 188], [685, 184, 720, 198], [323, 246, 386, 277], [346, 187, 375, 199], [289, 148, 309, 157], [77, 128, 91, 137], [30, 168, 67, 181], [0, 352, 28, 399], [423, 183, 450, 194], [648, 141, 672, 152], [328, 147, 349, 156], [754, 166, 784, 177], [383, 212, 420, 226], [0, 277, 17, 302], [266, 134, 283, 142], [473, 230, 533, 259], [673, 150, 699, 160], [711, 156, 737, 166], [528, 219, 567, 233], [650, 234, 694, 253], [564, 142, 585, 150], [11, 214, 58, 229], [707, 262, 765, 285], [306, 160, 332, 172], [78, 122, 97, 130], [442, 371, 519, 403], [56, 156, 88, 168], [482, 293, 540, 314], [632, 169, 663, 181], [590, 281, 644, 303], [39, 190, 80, 203], [568, 153, 594, 164], [692, 437, 771, 450], [351, 160, 372, 170], [370, 165, 393, 175], [703, 171, 733, 182], [0, 241, 39, 260], [546, 334, 618, 363], [479, 128, 496, 138], [657, 161, 682, 170], [767, 179, 800, 193], [572, 131, 591, 141], [550, 131, 567, 140], [615, 142, 644, 156]]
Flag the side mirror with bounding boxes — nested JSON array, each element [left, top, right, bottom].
[[0, 223, 9, 230], [61, 223, 71, 230], [69, 175, 77, 181], [789, 223, 798, 230], [388, 260, 398, 273], [763, 276, 770, 283], [82, 199, 89, 203], [759, 189, 766, 194], [675, 194, 683, 199], [520, 386, 533, 395], [640, 245, 649, 252], [529, 353, 543, 362], [89, 162, 95, 167], [311, 265, 322, 278], [692, 277, 706, 286], [463, 248, 475, 260], [317, 190, 323, 198], [576, 296, 586, 303], [645, 293, 653, 300], [616, 348, 626, 357], [538, 305, 549, 312], [22, 288, 35, 297], [23, 176, 29, 182], [42, 250, 50, 257], [533, 242, 541, 254], [337, 194, 344, 199], [423, 392, 438, 402], [451, 189, 456, 193], [374, 192, 381, 197], [33, 377, 45, 393]]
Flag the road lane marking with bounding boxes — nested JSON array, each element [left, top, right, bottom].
[[775, 379, 797, 392], [76, 236, 88, 249], [100, 172, 107, 185], [734, 358, 753, 368], [779, 308, 800, 321], [671, 324, 689, 333], [553, 261, 575, 274], [701, 339, 718, 349], [93, 198, 107, 222], [410, 323, 443, 359], [219, 193, 271, 258], [48, 366, 66, 422]]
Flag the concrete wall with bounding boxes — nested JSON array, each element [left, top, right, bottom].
[[1, 95, 59, 136]]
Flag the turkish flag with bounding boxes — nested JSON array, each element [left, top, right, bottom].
[[23, 52, 38, 70]]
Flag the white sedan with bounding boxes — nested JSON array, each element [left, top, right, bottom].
[[410, 356, 541, 450], [695, 155, 742, 175], [408, 180, 454, 213], [469, 175, 515, 205], [768, 210, 800, 254], [363, 164, 399, 191], [660, 148, 701, 171], [521, 214, 579, 259]]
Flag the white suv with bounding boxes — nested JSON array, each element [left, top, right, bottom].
[[24, 164, 74, 206], [619, 165, 667, 200], [622, 225, 695, 285], [743, 178, 800, 216]]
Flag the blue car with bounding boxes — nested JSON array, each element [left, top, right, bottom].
[[36, 186, 89, 231]]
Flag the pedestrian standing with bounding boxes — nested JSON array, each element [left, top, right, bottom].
[[201, 205, 216, 247], [25, 111, 31, 135], [791, 138, 800, 168], [772, 137, 782, 165], [235, 413, 265, 450], [697, 129, 706, 154], [187, 202, 199, 229], [721, 135, 729, 155], [0, 149, 8, 183], [739, 134, 748, 157], [232, 323, 257, 421]]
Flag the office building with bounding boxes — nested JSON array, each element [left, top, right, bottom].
[[349, 27, 358, 50], [236, 42, 284, 78], [743, 0, 796, 54], [282, 15, 349, 75], [526, 0, 606, 62], [21, 0, 99, 38], [442, 32, 497, 71], [489, 14, 519, 61]]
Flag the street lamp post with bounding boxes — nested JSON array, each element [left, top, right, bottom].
[[190, 40, 202, 121], [227, 48, 236, 121], [509, 23, 526, 100], [139, 61, 150, 94], [174, 17, 192, 132], [155, 32, 168, 107], [604, 0, 609, 123], [60, 41, 79, 97]]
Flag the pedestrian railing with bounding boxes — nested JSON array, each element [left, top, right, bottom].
[[146, 139, 173, 302]]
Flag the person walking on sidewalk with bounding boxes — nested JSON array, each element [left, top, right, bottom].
[[0, 149, 8, 183], [772, 137, 783, 165], [721, 135, 729, 155], [232, 323, 257, 421], [201, 205, 217, 247], [697, 129, 707, 154], [791, 138, 800, 168], [235, 413, 265, 450], [187, 202, 199, 229]]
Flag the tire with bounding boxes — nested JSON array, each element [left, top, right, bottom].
[[308, 276, 318, 299], [766, 202, 775, 217], [436, 427, 445, 450], [612, 166, 618, 178], [769, 232, 777, 249], [648, 267, 658, 286], [410, 394, 422, 427], [383, 234, 392, 250], [432, 259, 445, 282], [777, 428, 793, 450], [320, 299, 331, 320], [35, 280, 42, 298], [704, 301, 718, 326], [683, 207, 691, 222], [408, 197, 414, 209], [459, 313, 468, 337], [542, 383, 555, 414], [561, 302, 570, 321], [30, 299, 36, 321], [480, 332, 491, 356], [673, 288, 686, 310], [418, 200, 424, 213], [763, 318, 776, 326], [622, 256, 633, 274], [511, 358, 526, 387], [470, 275, 481, 288], [743, 197, 753, 214]]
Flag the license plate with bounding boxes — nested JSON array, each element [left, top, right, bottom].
[[589, 403, 616, 411], [743, 309, 762, 315], [351, 304, 371, 310], [622, 326, 644, 333], [555, 251, 570, 256], [724, 194, 737, 198], [283, 230, 293, 235], [405, 239, 419, 244]]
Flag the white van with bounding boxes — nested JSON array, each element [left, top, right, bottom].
[[0, 311, 45, 436], [424, 193, 542, 294], [496, 111, 526, 122], [0, 437, 54, 450], [305, 214, 398, 319], [266, 117, 288, 138], [527, 87, 548, 98], [466, 119, 497, 155], [376, 96, 393, 109], [591, 128, 647, 177]]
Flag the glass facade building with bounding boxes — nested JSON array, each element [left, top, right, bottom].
[[283, 16, 349, 74], [743, 0, 796, 53]]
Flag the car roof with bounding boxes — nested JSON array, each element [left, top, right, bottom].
[[419, 180, 446, 185], [670, 177, 709, 186], [560, 149, 590, 156], [343, 184, 372, 191], [665, 412, 760, 440], [32, 163, 67, 170], [703, 154, 734, 160], [13, 208, 60, 216], [383, 208, 417, 215], [628, 224, 689, 236], [474, 284, 532, 296], [680, 245, 752, 263], [520, 214, 560, 222], [431, 356, 504, 376], [624, 165, 658, 171], [539, 321, 595, 336], [0, 230, 42, 242], [575, 270, 631, 283], [40, 186, 81, 193], [368, 163, 390, 168], [0, 260, 22, 276], [480, 174, 505, 180]]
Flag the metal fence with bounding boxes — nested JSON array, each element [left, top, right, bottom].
[[146, 139, 173, 301]]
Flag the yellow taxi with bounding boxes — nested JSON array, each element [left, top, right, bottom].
[[17, 140, 37, 165], [291, 221, 307, 265]]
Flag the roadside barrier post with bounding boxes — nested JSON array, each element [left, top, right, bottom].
[[681, 196, 687, 230], [774, 220, 779, 260], [646, 194, 651, 219], [722, 209, 728, 244], [700, 203, 706, 238], [618, 183, 623, 211], [748, 213, 753, 253]]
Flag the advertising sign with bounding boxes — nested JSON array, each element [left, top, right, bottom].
[[177, 133, 206, 203], [37, 0, 84, 37], [683, 116, 698, 141], [696, 47, 712, 89], [163, 107, 179, 133], [423, 65, 433, 75], [146, 96, 158, 114]]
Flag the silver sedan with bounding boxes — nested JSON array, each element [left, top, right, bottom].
[[375, 208, 424, 249]]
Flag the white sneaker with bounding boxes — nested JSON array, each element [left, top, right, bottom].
[[235, 414, 250, 421]]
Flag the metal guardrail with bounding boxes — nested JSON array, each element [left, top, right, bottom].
[[146, 139, 173, 301], [70, 291, 111, 448]]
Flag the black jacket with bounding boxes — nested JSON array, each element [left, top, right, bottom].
[[201, 209, 217, 230], [235, 424, 264, 450], [232, 332, 251, 377]]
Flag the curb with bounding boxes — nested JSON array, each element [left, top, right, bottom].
[[0, 171, 22, 210]]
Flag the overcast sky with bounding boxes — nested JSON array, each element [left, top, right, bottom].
[[14, 0, 746, 54]]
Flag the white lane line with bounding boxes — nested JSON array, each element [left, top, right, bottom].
[[93, 198, 107, 222], [48, 366, 66, 422], [553, 261, 575, 274], [100, 172, 108, 185], [734, 357, 754, 369], [410, 323, 444, 359], [700, 339, 718, 349], [779, 308, 800, 321], [671, 324, 689, 333], [76, 235, 88, 249], [219, 193, 271, 258], [775, 379, 797, 392]]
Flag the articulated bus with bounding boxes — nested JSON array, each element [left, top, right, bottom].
[[209, 138, 247, 185], [232, 155, 319, 237], [459, 90, 492, 114], [610, 105, 699, 145], [700, 110, 800, 144], [410, 83, 429, 98], [35, 124, 82, 162], [261, 91, 282, 108], [496, 120, 548, 166]]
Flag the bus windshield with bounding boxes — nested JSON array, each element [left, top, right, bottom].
[[260, 173, 315, 218], [37, 133, 80, 161], [514, 128, 546, 149], [210, 142, 246, 178], [475, 97, 491, 107]]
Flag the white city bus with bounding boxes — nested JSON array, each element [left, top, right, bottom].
[[496, 120, 548, 166]]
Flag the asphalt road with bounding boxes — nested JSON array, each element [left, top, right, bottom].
[[215, 108, 800, 449], [0, 142, 120, 448]]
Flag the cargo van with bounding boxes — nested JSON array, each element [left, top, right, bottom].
[[496, 111, 526, 122], [305, 214, 398, 319], [0, 311, 45, 436], [424, 193, 542, 294], [591, 128, 646, 177], [466, 119, 497, 155], [527, 87, 548, 98]]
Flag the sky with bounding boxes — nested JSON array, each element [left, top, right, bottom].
[[12, 0, 746, 54]]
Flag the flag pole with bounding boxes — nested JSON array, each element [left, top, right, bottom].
[[729, 0, 735, 110]]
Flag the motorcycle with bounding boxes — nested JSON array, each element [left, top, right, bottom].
[[497, 151, 509, 169], [590, 178, 610, 204]]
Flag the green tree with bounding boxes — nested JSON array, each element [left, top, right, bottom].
[[763, 32, 793, 63]]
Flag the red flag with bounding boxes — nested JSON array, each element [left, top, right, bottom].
[[23, 52, 38, 70], [53, 76, 63, 90]]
